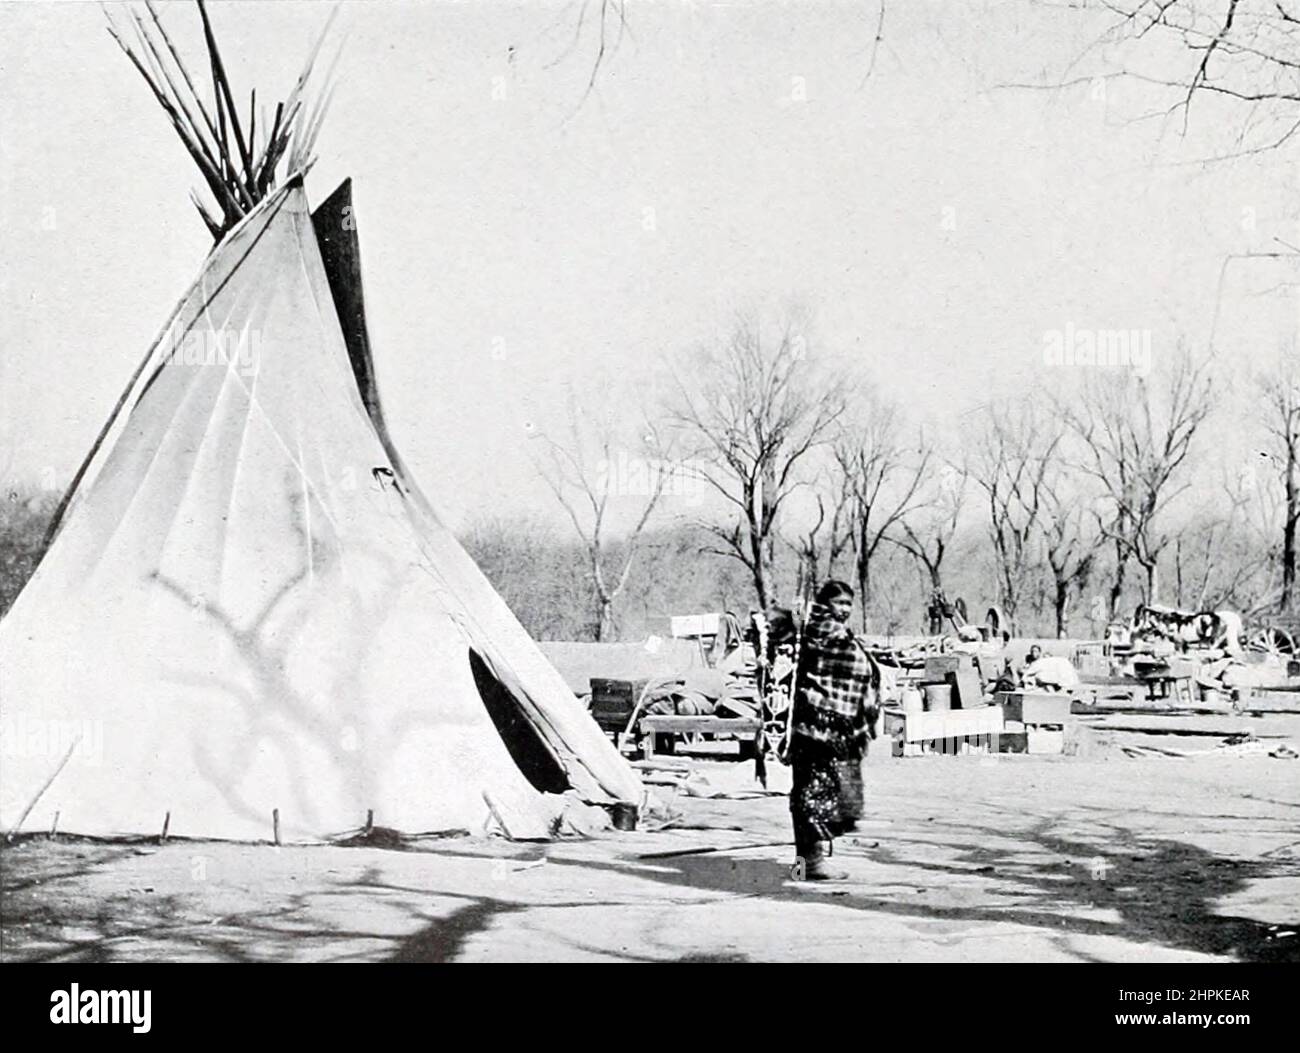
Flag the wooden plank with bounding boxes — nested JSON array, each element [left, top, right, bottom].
[[637, 716, 761, 735], [951, 665, 985, 709], [1078, 674, 1145, 687], [1089, 715, 1271, 737], [1244, 689, 1300, 713], [715, 695, 758, 719]]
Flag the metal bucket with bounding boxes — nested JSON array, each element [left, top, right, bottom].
[[923, 683, 952, 712], [612, 804, 639, 831]]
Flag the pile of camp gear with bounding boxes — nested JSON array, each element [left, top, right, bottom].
[[1072, 603, 1300, 706]]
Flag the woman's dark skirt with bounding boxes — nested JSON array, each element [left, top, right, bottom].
[[836, 751, 864, 828], [789, 740, 841, 845], [788, 702, 869, 847]]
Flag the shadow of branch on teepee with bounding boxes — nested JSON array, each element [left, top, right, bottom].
[[145, 529, 413, 835]]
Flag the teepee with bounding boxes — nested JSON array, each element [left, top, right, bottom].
[[0, 4, 641, 842]]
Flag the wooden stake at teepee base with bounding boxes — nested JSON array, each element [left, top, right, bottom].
[[272, 808, 281, 846], [364, 809, 374, 835], [50, 811, 60, 840], [160, 811, 171, 843], [482, 791, 514, 841]]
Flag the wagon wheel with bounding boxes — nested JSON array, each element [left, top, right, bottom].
[[1247, 626, 1296, 657], [952, 597, 969, 625], [985, 605, 1006, 639]]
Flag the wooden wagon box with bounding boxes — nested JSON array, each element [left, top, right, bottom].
[[994, 691, 1074, 726]]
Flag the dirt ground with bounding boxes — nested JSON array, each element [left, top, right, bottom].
[[3, 717, 1299, 963]]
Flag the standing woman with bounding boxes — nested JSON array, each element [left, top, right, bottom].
[[788, 580, 878, 881]]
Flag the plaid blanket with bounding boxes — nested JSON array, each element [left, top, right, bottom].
[[791, 603, 877, 749]]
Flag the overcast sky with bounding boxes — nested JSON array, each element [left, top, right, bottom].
[[2, 0, 1296, 531]]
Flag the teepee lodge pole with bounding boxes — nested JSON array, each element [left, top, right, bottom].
[[105, 0, 337, 241], [197, 0, 259, 200]]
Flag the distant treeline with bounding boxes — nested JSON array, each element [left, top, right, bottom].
[[460, 512, 1266, 643], [0, 490, 57, 619], [0, 478, 1276, 644]]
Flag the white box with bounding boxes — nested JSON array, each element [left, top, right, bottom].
[[670, 613, 721, 638]]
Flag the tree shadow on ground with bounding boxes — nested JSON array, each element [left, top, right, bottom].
[[2, 815, 1295, 962], [536, 818, 1300, 962], [0, 850, 681, 962]]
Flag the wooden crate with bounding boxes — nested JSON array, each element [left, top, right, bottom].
[[670, 613, 720, 638], [885, 704, 1004, 756], [924, 655, 963, 679], [885, 705, 1005, 742], [895, 736, 997, 757], [588, 678, 648, 735], [997, 728, 1065, 755], [922, 654, 985, 709], [995, 691, 1074, 726]]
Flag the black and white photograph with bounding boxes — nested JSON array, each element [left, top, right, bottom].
[[1, 0, 1297, 990]]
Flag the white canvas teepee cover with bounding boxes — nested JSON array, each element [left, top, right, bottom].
[[0, 182, 641, 842]]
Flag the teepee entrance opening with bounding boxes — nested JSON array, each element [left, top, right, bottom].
[[468, 649, 569, 795]]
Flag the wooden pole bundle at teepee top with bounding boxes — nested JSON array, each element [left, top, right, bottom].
[[104, 0, 340, 241]]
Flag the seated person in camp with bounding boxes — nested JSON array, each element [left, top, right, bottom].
[[1018, 644, 1043, 685], [1023, 650, 1079, 692]]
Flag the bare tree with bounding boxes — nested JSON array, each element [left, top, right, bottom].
[[461, 513, 594, 640], [1259, 343, 1300, 612], [887, 461, 968, 600], [1039, 470, 1098, 638], [569, 1, 890, 98], [666, 307, 849, 611], [831, 392, 931, 630], [1040, 2, 1300, 157], [1063, 350, 1214, 612], [535, 394, 670, 640], [787, 469, 854, 603], [970, 401, 1063, 634]]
